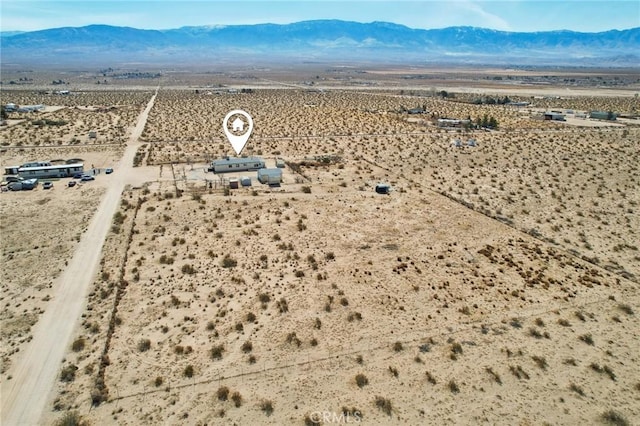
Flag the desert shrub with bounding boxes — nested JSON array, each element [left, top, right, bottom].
[[276, 298, 289, 313], [591, 363, 616, 381], [258, 293, 271, 303], [579, 333, 594, 345], [392, 341, 403, 352], [374, 396, 393, 416], [601, 410, 629, 426], [71, 337, 85, 352], [154, 376, 163, 387], [388, 366, 399, 377], [617, 304, 634, 315], [301, 186, 312, 194], [260, 400, 274, 416], [304, 414, 321, 426], [529, 328, 544, 339], [241, 340, 253, 353], [138, 338, 151, 352], [221, 255, 237, 268], [569, 383, 585, 396], [286, 332, 302, 347], [211, 344, 225, 360], [60, 365, 78, 382], [532, 355, 548, 370], [54, 411, 88, 426], [184, 365, 194, 378], [181, 264, 196, 274], [217, 386, 229, 401], [355, 373, 369, 388], [509, 365, 530, 380], [426, 371, 437, 384], [246, 312, 257, 322], [231, 391, 243, 407], [448, 380, 460, 394], [485, 367, 502, 384]]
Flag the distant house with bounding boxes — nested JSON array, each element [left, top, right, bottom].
[[544, 112, 565, 121], [589, 111, 617, 121], [507, 101, 530, 107], [438, 118, 471, 128], [16, 104, 45, 113], [407, 107, 425, 114], [210, 157, 265, 173]]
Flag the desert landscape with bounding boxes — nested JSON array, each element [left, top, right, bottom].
[[1, 66, 639, 425]]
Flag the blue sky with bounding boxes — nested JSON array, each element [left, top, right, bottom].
[[1, 1, 638, 32]]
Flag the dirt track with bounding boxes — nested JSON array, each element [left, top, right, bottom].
[[0, 89, 158, 426]]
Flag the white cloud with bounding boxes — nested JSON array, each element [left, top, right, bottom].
[[455, 1, 512, 30]]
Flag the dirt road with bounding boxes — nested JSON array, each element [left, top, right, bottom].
[[0, 89, 158, 426]]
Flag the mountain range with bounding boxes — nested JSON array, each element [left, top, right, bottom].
[[1, 20, 638, 67]]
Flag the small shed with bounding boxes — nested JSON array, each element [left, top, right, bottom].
[[240, 176, 252, 187], [229, 178, 239, 189], [275, 158, 286, 168], [257, 168, 282, 185]]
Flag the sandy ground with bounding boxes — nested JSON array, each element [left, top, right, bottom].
[[0, 69, 638, 426]]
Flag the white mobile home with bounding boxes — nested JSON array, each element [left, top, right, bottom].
[[18, 163, 84, 179], [210, 157, 265, 173]]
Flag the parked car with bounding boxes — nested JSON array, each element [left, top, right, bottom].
[[105, 168, 113, 174], [68, 180, 76, 187], [73, 172, 83, 179], [43, 182, 53, 189], [80, 175, 95, 181]]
